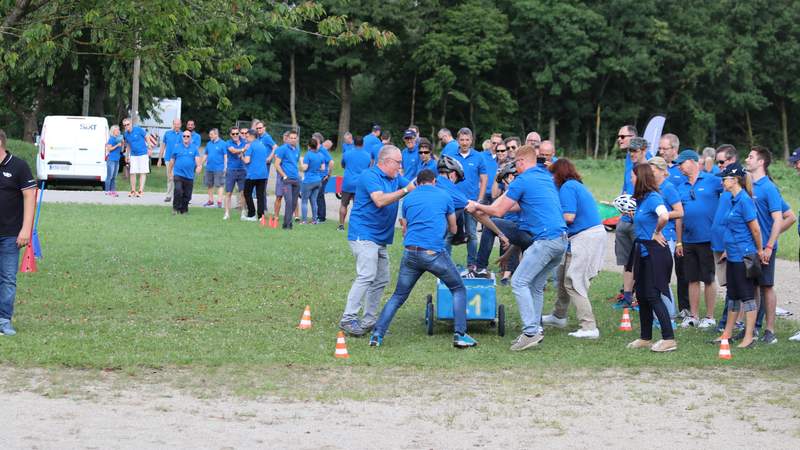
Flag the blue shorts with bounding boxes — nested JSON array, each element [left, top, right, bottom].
[[225, 168, 246, 193], [275, 176, 284, 197]]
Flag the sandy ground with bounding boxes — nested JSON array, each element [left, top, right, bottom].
[[3, 367, 800, 450]]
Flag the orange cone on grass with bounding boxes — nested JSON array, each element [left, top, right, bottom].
[[297, 305, 312, 329], [618, 307, 632, 331], [260, 215, 267, 227], [718, 338, 732, 360], [19, 243, 37, 273], [334, 331, 350, 359], [269, 215, 278, 228]]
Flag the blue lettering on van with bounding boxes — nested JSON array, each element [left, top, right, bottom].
[[80, 124, 97, 131]]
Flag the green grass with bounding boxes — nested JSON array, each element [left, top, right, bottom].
[[2, 203, 799, 371], [8, 138, 799, 259]]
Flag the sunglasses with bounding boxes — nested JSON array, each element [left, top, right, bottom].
[[419, 150, 431, 155], [716, 159, 728, 165], [496, 149, 507, 153], [508, 145, 518, 150], [618, 134, 634, 139], [230, 132, 239, 136]]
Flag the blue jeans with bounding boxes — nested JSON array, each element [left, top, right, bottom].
[[300, 181, 321, 222], [476, 218, 533, 270], [105, 160, 119, 191], [511, 235, 568, 335], [445, 212, 479, 266], [373, 248, 467, 336], [0, 237, 20, 321]]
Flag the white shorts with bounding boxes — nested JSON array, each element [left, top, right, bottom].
[[129, 154, 150, 174]]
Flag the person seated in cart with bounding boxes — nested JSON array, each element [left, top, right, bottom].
[[369, 169, 478, 349]]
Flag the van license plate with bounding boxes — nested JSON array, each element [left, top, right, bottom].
[[49, 164, 69, 171]]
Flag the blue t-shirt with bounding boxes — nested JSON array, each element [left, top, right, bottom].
[[226, 139, 246, 170], [558, 179, 601, 236], [418, 158, 437, 176], [505, 167, 566, 240], [710, 191, 733, 252], [401, 146, 420, 180], [162, 129, 182, 162], [621, 153, 634, 195], [752, 176, 784, 250], [204, 138, 227, 172], [633, 191, 665, 256], [341, 146, 372, 193], [363, 134, 382, 162], [659, 179, 681, 242], [483, 153, 498, 198], [244, 140, 269, 180], [319, 147, 333, 177], [342, 143, 355, 153], [435, 175, 468, 210], [123, 126, 148, 156], [171, 144, 199, 180], [723, 190, 758, 262], [106, 136, 123, 162], [666, 164, 685, 187], [190, 131, 201, 148], [275, 143, 300, 180], [348, 166, 410, 245], [402, 184, 455, 253], [451, 149, 487, 201], [677, 171, 722, 243], [441, 140, 459, 157], [302, 150, 325, 184]]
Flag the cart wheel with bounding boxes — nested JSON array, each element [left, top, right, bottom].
[[497, 304, 506, 337], [335, 192, 342, 200], [426, 300, 434, 336]]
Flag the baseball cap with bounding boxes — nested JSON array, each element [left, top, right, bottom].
[[648, 156, 668, 171], [789, 148, 800, 164], [716, 162, 746, 178], [628, 137, 647, 151], [372, 124, 381, 132], [403, 129, 416, 139], [675, 149, 700, 164]]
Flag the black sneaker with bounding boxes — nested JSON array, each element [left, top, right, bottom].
[[760, 330, 778, 344], [337, 224, 345, 231], [473, 268, 491, 279]]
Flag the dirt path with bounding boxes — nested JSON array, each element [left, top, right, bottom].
[[3, 367, 800, 449]]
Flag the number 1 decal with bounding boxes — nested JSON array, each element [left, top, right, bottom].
[[469, 294, 482, 315]]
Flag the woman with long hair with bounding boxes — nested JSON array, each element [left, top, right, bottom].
[[626, 164, 676, 352]]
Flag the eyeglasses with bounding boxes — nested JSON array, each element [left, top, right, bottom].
[[618, 134, 633, 140], [230, 132, 239, 136], [182, 135, 191, 138], [389, 158, 402, 165], [508, 145, 518, 150], [716, 159, 728, 165], [496, 149, 507, 153], [419, 151, 431, 155]]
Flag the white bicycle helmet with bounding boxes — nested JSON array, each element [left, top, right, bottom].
[[613, 194, 637, 213]]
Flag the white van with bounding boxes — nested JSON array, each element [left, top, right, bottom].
[[37, 116, 109, 187], [139, 98, 182, 160]]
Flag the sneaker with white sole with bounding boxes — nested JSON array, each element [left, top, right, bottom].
[[472, 268, 491, 279], [510, 333, 543, 351], [242, 216, 258, 222], [626, 338, 652, 349], [0, 319, 16, 336], [542, 314, 567, 329], [568, 328, 600, 339], [677, 308, 691, 319], [453, 333, 478, 348], [650, 339, 677, 352], [680, 316, 698, 328], [698, 317, 716, 329], [788, 330, 800, 342], [223, 213, 230, 220], [760, 329, 778, 344]]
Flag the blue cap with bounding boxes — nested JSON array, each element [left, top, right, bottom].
[[790, 148, 800, 164], [372, 123, 381, 132], [716, 162, 746, 178], [403, 129, 416, 139], [675, 149, 700, 164]]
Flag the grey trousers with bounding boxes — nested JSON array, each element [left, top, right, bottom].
[[341, 240, 390, 327]]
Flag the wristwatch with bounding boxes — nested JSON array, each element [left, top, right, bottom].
[[402, 186, 408, 194]]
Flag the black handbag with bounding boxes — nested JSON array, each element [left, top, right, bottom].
[[742, 253, 762, 280]]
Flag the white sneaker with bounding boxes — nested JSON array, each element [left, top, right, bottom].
[[680, 316, 698, 328], [568, 328, 600, 339], [223, 213, 230, 220], [698, 317, 716, 329], [789, 330, 800, 342], [542, 314, 567, 329], [242, 216, 258, 222], [240, 211, 247, 220]]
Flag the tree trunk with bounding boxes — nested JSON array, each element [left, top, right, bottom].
[[745, 109, 754, 149], [469, 99, 476, 137], [409, 73, 416, 126], [131, 52, 141, 124], [536, 93, 542, 132], [585, 124, 591, 158], [337, 74, 352, 149], [440, 96, 448, 129], [780, 98, 789, 160], [593, 103, 601, 159], [289, 51, 298, 129], [548, 117, 556, 147]]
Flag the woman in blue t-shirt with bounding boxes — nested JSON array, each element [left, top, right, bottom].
[[716, 163, 763, 348], [104, 125, 123, 196], [300, 138, 324, 224], [626, 164, 676, 353]]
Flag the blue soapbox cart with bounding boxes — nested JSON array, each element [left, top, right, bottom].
[[425, 276, 505, 336]]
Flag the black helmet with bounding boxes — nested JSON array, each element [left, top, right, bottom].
[[495, 161, 516, 184], [437, 155, 464, 182]]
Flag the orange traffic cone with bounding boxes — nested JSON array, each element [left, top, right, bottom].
[[260, 215, 267, 227], [618, 307, 632, 331], [334, 331, 350, 359], [19, 243, 37, 273], [269, 215, 278, 228], [297, 305, 312, 329], [718, 338, 732, 360]]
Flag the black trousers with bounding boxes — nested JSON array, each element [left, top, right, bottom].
[[244, 178, 267, 218], [173, 176, 193, 214], [674, 253, 689, 311], [638, 255, 675, 340], [316, 176, 329, 221], [282, 179, 300, 228]]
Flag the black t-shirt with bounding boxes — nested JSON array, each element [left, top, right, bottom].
[[0, 152, 37, 237]]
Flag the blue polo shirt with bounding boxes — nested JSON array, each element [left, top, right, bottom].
[[621, 153, 634, 195], [244, 140, 269, 180], [275, 143, 300, 180], [401, 146, 420, 180], [302, 150, 325, 184], [723, 189, 758, 262], [123, 126, 148, 156], [348, 166, 411, 245], [710, 191, 733, 252], [666, 163, 685, 187], [258, 132, 276, 152], [204, 138, 226, 172], [342, 143, 355, 153], [363, 134, 382, 162], [659, 179, 681, 242], [226, 139, 246, 170], [558, 179, 601, 236], [452, 148, 487, 201], [190, 131, 201, 148], [319, 147, 333, 177], [677, 171, 722, 243], [418, 158, 437, 175], [171, 144, 199, 180], [341, 146, 372, 193], [441, 140, 459, 157], [483, 153, 498, 199], [162, 129, 182, 161], [402, 184, 455, 253], [633, 191, 665, 256], [106, 136, 123, 161], [435, 175, 468, 209], [506, 167, 566, 240], [752, 176, 784, 250]]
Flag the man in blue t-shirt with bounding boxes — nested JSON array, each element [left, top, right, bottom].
[[274, 130, 301, 229], [315, 139, 334, 223], [363, 124, 383, 164], [122, 118, 153, 197], [242, 130, 269, 221], [467, 145, 567, 351], [159, 119, 182, 203], [339, 135, 372, 231], [450, 128, 488, 274], [401, 129, 420, 180], [223, 127, 247, 221], [341, 132, 355, 153], [438, 128, 459, 157], [674, 149, 723, 329], [340, 145, 415, 336], [167, 131, 201, 214], [185, 120, 201, 147], [202, 128, 227, 208], [369, 169, 477, 349]]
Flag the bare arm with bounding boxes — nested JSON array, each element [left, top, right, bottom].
[[194, 156, 202, 173], [780, 209, 797, 234], [563, 213, 576, 224], [763, 210, 783, 263], [748, 219, 763, 253], [447, 213, 457, 235], [668, 202, 684, 220], [16, 188, 35, 248], [467, 195, 516, 218], [478, 173, 488, 202], [275, 156, 287, 179], [369, 184, 414, 208]]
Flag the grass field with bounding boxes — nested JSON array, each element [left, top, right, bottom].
[[2, 203, 799, 371]]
